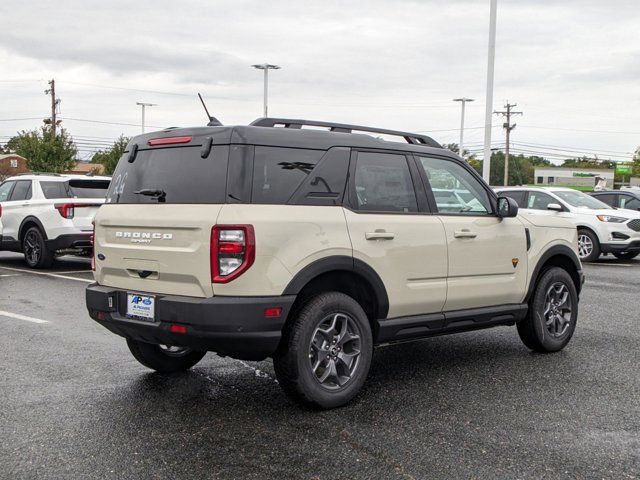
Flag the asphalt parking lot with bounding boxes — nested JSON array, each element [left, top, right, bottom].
[[0, 252, 638, 480]]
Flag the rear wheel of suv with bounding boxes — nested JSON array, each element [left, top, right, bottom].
[[126, 339, 206, 373], [577, 228, 600, 262], [22, 226, 54, 269], [612, 251, 639, 260], [517, 267, 578, 353], [274, 292, 373, 409]]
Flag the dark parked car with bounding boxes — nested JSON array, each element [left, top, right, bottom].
[[590, 189, 640, 212]]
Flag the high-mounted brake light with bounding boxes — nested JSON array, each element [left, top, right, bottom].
[[147, 136, 192, 146], [54, 203, 75, 219], [211, 225, 255, 283]]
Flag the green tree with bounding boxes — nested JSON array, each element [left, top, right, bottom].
[[91, 135, 130, 175], [472, 151, 546, 186], [6, 127, 77, 173], [444, 143, 476, 161], [633, 148, 640, 177]]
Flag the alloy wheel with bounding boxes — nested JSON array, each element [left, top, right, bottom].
[[308, 313, 362, 390], [24, 231, 41, 265], [577, 234, 593, 259], [543, 282, 572, 337]]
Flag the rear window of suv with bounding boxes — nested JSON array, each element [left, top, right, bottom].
[[106, 146, 227, 204], [41, 179, 110, 199]]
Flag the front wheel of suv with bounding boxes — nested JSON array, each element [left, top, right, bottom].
[[577, 228, 600, 262], [22, 226, 54, 269], [274, 292, 373, 409], [126, 339, 206, 373], [517, 267, 578, 353]]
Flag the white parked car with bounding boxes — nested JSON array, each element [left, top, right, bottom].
[[495, 186, 640, 262], [0, 173, 110, 268]]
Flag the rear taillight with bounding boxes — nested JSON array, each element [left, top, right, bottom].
[[54, 203, 75, 219], [0, 204, 2, 218], [211, 225, 255, 283], [90, 221, 95, 271]]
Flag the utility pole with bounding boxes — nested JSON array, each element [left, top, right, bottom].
[[136, 102, 157, 133], [494, 102, 522, 186], [251, 64, 281, 117], [482, 0, 498, 183], [44, 79, 61, 137], [453, 97, 474, 159]]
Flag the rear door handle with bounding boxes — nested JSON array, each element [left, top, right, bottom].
[[454, 229, 477, 239], [365, 231, 395, 241]]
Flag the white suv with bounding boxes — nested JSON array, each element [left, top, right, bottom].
[[86, 118, 584, 409], [495, 186, 640, 262], [0, 174, 110, 268]]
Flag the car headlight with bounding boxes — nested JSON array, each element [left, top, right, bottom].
[[596, 215, 627, 223]]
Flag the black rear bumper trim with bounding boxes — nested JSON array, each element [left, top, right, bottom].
[[86, 283, 295, 361]]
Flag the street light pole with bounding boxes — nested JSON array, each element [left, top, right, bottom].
[[136, 102, 157, 133], [251, 64, 281, 117], [482, 0, 498, 183], [453, 97, 474, 159]]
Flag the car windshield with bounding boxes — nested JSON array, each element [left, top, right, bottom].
[[552, 190, 610, 209]]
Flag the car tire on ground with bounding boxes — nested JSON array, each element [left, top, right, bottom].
[[517, 267, 578, 353], [273, 292, 373, 409], [22, 226, 54, 269], [126, 339, 206, 373], [577, 228, 600, 262], [612, 251, 639, 260]]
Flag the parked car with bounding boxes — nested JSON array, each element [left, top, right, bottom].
[[0, 174, 111, 268], [590, 189, 640, 212], [86, 118, 583, 409], [495, 186, 640, 261]]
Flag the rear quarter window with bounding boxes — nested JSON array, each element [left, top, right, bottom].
[[251, 147, 324, 204]]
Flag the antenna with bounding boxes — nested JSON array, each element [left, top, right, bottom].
[[198, 93, 223, 126]]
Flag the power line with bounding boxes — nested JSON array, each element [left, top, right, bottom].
[[494, 102, 523, 186]]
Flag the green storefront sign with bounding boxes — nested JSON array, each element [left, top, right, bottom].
[[615, 163, 632, 175]]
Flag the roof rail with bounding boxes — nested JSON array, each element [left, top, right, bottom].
[[16, 172, 61, 176], [250, 117, 441, 148]]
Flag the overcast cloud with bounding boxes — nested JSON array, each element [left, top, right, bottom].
[[0, 0, 638, 162]]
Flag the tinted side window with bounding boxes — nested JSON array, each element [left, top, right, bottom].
[[619, 195, 640, 210], [41, 181, 70, 199], [592, 193, 615, 207], [352, 152, 417, 213], [417, 156, 491, 215], [499, 190, 526, 207], [0, 181, 16, 202], [9, 180, 32, 201], [289, 147, 350, 206], [252, 147, 323, 204], [527, 191, 556, 210]]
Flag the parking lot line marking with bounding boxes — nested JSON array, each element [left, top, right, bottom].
[[0, 310, 48, 324], [0, 265, 93, 283], [0, 274, 21, 277], [51, 270, 92, 274], [589, 263, 633, 267]]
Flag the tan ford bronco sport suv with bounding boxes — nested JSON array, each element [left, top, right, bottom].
[[86, 118, 584, 409]]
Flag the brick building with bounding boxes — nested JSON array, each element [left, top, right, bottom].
[[0, 154, 29, 180]]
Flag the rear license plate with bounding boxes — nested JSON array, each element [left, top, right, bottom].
[[126, 294, 155, 321]]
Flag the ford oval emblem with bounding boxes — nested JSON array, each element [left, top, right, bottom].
[[97, 253, 106, 261]]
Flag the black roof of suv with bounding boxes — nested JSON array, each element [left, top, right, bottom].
[[126, 117, 445, 156]]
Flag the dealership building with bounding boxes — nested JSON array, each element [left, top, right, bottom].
[[533, 167, 615, 188]]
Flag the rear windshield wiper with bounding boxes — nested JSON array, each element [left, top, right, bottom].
[[134, 189, 167, 202]]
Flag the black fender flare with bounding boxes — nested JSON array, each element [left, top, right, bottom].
[[283, 255, 390, 319], [525, 244, 582, 302], [18, 216, 48, 242]]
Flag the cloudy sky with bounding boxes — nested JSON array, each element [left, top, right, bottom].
[[1, 0, 638, 163]]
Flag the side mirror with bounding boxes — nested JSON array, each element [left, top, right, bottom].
[[547, 203, 563, 212], [497, 196, 518, 218]]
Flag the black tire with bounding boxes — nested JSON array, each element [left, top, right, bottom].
[[577, 228, 600, 262], [22, 226, 54, 269], [518, 267, 578, 353], [126, 339, 206, 373], [273, 292, 373, 409], [612, 251, 639, 260]]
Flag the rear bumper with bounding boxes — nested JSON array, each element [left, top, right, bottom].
[[47, 233, 92, 251], [86, 283, 295, 361], [601, 240, 640, 254]]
